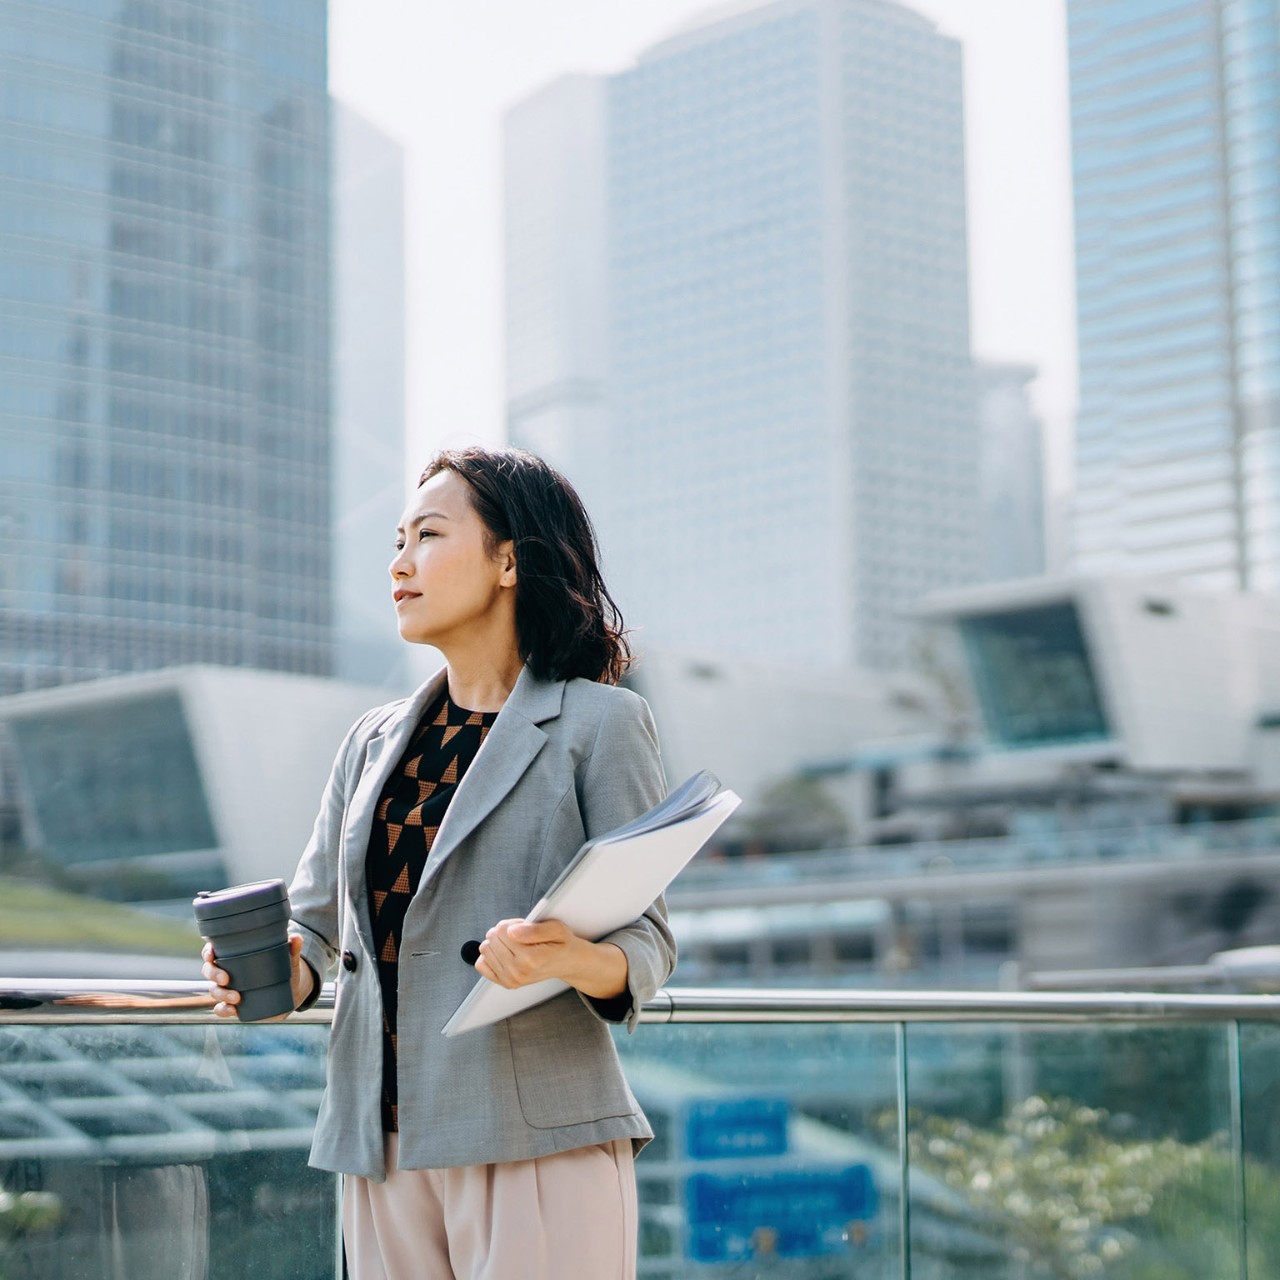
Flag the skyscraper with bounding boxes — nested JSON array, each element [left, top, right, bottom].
[[976, 361, 1047, 583], [331, 100, 408, 690], [505, 0, 980, 671], [0, 0, 332, 696], [503, 75, 609, 520], [1068, 0, 1280, 587]]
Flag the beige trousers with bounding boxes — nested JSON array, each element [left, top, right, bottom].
[[342, 1135, 638, 1280]]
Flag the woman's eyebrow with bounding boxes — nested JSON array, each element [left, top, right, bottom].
[[395, 510, 451, 535]]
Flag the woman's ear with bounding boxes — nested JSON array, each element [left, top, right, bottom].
[[498, 541, 517, 586]]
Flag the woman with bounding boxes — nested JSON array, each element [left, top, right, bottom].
[[203, 446, 674, 1280]]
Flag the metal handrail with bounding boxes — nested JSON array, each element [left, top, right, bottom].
[[674, 814, 1280, 893], [5, 978, 1280, 1025]]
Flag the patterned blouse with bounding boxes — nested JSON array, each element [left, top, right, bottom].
[[365, 692, 498, 1132]]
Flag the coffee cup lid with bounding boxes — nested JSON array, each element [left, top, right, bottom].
[[193, 878, 290, 923]]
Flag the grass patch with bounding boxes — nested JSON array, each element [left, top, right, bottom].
[[0, 876, 199, 954]]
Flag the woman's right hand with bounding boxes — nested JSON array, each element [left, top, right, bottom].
[[202, 934, 314, 1019]]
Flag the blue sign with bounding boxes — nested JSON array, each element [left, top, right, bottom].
[[685, 1098, 790, 1161], [686, 1165, 877, 1264]]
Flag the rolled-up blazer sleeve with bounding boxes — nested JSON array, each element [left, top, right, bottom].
[[576, 689, 676, 1032]]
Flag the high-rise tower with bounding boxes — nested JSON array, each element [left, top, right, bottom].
[[332, 100, 408, 691], [0, 0, 332, 694], [1068, 0, 1280, 587], [977, 362, 1047, 584], [506, 0, 980, 670]]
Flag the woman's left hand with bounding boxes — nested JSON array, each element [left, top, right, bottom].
[[476, 918, 628, 1001]]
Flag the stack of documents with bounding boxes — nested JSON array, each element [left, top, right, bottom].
[[443, 771, 740, 1036]]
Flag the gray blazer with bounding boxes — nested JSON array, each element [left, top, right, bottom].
[[287, 664, 675, 1180]]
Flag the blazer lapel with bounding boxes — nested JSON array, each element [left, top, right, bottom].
[[421, 666, 564, 886]]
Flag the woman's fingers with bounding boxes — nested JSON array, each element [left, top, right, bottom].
[[507, 919, 570, 944], [478, 918, 577, 987], [478, 926, 526, 987], [201, 941, 241, 1017], [207, 983, 240, 1017], [477, 930, 513, 978], [202, 959, 241, 1016], [202, 944, 228, 990]]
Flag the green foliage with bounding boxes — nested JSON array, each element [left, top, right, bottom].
[[739, 774, 850, 852], [901, 1095, 1280, 1279], [0, 874, 198, 953], [0, 1190, 62, 1238], [0, 1188, 63, 1280]]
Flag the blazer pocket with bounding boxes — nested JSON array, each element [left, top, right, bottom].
[[505, 997, 636, 1130]]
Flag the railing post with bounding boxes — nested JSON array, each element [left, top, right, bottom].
[[335, 1173, 346, 1280], [897, 1020, 911, 1280], [1230, 1020, 1248, 1280]]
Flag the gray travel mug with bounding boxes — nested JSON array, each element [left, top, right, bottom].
[[193, 879, 294, 1022]]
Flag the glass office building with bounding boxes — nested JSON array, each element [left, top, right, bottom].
[[0, 0, 332, 695], [976, 362, 1047, 584], [331, 100, 408, 691], [1068, 0, 1280, 588], [503, 75, 610, 521], [507, 0, 980, 671]]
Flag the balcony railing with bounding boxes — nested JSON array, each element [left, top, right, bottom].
[[672, 814, 1280, 908], [4, 981, 1280, 1278]]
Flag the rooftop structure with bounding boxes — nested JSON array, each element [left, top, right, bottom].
[[670, 577, 1280, 988], [0, 665, 381, 905]]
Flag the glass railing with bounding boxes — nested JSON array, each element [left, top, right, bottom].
[[675, 814, 1280, 903], [3, 982, 1280, 1278]]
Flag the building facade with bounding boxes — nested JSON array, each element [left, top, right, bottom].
[[506, 0, 980, 670], [0, 0, 333, 696], [0, 665, 382, 904], [1068, 0, 1280, 587], [331, 100, 409, 691], [503, 75, 611, 526], [668, 575, 1280, 990], [976, 361, 1047, 583]]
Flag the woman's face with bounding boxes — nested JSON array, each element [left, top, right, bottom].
[[389, 470, 516, 649]]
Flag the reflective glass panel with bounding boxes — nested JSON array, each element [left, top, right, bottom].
[[616, 1022, 902, 1278], [0, 1021, 336, 1280], [959, 604, 1111, 748], [905, 1022, 1240, 1278], [1237, 1022, 1280, 1273]]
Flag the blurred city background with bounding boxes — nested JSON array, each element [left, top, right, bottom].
[[2, 0, 1280, 1275]]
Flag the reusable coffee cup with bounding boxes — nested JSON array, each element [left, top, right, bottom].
[[193, 879, 294, 1022]]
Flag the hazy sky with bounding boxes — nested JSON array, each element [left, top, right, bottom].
[[329, 0, 1077, 495]]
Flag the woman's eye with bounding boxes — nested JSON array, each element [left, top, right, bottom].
[[394, 541, 404, 551], [419, 528, 436, 540]]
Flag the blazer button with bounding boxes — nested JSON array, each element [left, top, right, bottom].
[[341, 950, 357, 973]]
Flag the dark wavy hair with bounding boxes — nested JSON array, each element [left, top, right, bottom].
[[418, 446, 632, 685]]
